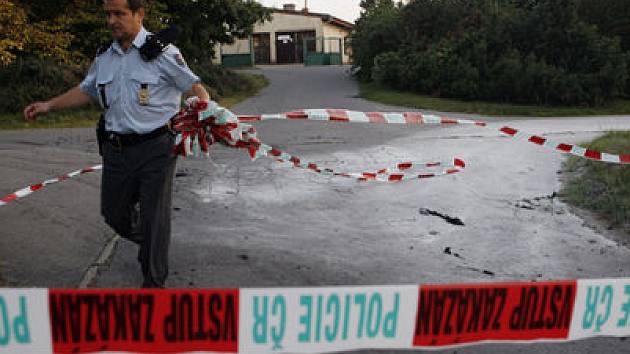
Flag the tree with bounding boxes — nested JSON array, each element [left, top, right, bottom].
[[353, 0, 628, 105], [0, 0, 73, 66], [577, 0, 630, 51], [8, 0, 270, 65], [14, 0, 168, 64], [350, 0, 402, 79], [399, 0, 473, 48], [162, 0, 271, 63]]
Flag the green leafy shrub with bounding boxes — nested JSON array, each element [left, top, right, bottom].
[[0, 57, 259, 115], [0, 57, 84, 114], [354, 0, 630, 106], [439, 56, 480, 99], [371, 51, 404, 88]]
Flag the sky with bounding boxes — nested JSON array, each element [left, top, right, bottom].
[[255, 0, 362, 23]]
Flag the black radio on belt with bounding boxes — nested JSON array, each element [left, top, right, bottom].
[[95, 41, 113, 111], [96, 114, 106, 156]]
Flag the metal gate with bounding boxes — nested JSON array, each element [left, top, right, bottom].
[[303, 37, 343, 66]]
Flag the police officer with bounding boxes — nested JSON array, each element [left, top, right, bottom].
[[23, 0, 211, 288]]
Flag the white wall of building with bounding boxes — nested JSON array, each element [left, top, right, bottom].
[[322, 23, 351, 64], [221, 38, 251, 55], [215, 11, 352, 65]]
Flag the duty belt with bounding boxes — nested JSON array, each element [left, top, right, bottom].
[[106, 125, 171, 148]]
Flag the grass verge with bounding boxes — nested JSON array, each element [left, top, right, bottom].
[[561, 131, 630, 236], [0, 73, 269, 130], [360, 82, 630, 117], [218, 73, 269, 108]]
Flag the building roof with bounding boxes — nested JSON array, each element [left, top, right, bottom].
[[270, 8, 354, 31]]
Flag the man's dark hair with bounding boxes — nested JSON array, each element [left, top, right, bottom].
[[127, 0, 145, 12], [103, 0, 145, 11]]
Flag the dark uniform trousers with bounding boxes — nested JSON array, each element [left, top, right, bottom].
[[101, 131, 177, 287]]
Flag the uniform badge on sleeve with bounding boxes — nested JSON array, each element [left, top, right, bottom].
[[174, 53, 186, 66]]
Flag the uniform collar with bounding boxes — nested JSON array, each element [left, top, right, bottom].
[[111, 26, 149, 54], [132, 27, 149, 49]]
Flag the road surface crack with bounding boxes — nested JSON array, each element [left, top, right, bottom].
[[513, 192, 564, 215], [444, 247, 495, 277], [419, 208, 465, 226]]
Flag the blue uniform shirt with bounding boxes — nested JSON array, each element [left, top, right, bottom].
[[80, 27, 200, 134]]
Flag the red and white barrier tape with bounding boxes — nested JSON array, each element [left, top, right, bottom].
[[2, 277, 629, 353], [246, 142, 465, 182], [499, 126, 630, 164], [1, 106, 628, 207], [0, 165, 102, 207], [238, 108, 487, 126], [238, 108, 629, 164], [172, 105, 468, 183]]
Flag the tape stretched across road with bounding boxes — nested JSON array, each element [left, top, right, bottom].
[[0, 165, 102, 207], [1, 107, 629, 207], [240, 109, 629, 164], [1, 278, 629, 353]]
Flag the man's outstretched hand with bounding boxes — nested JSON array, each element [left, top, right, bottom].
[[23, 101, 51, 122]]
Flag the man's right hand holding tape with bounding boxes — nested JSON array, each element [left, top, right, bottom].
[[171, 96, 262, 158], [171, 96, 219, 157]]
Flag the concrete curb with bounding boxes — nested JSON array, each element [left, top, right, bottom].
[[78, 234, 120, 288]]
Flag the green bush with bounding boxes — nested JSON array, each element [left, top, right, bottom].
[[402, 50, 440, 93], [371, 52, 404, 88], [519, 54, 557, 105], [0, 57, 85, 114], [350, 0, 403, 81], [354, 0, 630, 107], [0, 57, 259, 116], [439, 56, 480, 99], [484, 50, 524, 102], [371, 34, 625, 106], [372, 46, 480, 100]]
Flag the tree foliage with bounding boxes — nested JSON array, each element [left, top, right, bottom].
[[2, 0, 270, 66], [0, 0, 73, 66], [577, 0, 630, 51], [353, 0, 630, 106], [0, 0, 271, 114], [163, 0, 271, 63], [350, 0, 402, 80]]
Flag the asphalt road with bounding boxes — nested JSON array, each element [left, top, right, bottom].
[[1, 65, 629, 353]]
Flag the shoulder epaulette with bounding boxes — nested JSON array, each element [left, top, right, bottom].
[[139, 25, 180, 62], [96, 41, 113, 56]]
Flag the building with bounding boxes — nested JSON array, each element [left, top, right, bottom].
[[215, 3, 354, 67]]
